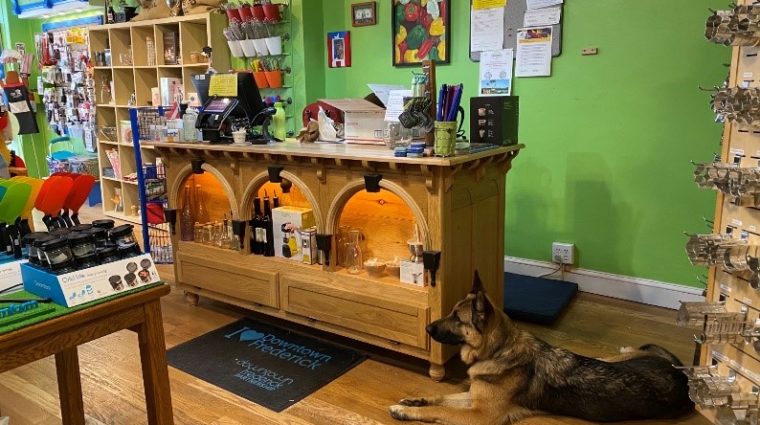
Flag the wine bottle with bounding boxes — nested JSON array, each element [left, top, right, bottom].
[[273, 190, 280, 209], [250, 195, 264, 255], [180, 185, 194, 241], [262, 190, 275, 257]]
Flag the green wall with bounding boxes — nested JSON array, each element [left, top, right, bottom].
[[322, 0, 730, 287]]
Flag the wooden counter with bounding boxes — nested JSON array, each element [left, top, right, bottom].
[[148, 140, 522, 380]]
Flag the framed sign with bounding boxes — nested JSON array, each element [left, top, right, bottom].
[[352, 2, 377, 27]]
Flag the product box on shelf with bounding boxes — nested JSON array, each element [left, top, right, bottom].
[[0, 259, 26, 293], [22, 254, 161, 307], [272, 206, 315, 262], [400, 260, 425, 286], [160, 77, 184, 105]]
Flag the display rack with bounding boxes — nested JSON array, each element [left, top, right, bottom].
[[682, 2, 760, 423], [148, 140, 521, 380], [228, 1, 296, 137], [88, 12, 230, 224]]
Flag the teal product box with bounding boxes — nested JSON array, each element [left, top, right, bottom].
[[0, 259, 26, 293], [22, 254, 161, 307]]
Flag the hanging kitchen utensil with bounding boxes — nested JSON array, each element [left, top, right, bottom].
[[63, 174, 95, 226], [35, 176, 74, 230]]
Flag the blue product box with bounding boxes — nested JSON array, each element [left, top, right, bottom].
[[22, 254, 161, 307]]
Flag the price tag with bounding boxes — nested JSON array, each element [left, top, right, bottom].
[[732, 218, 743, 227], [721, 283, 732, 294], [731, 148, 746, 156], [750, 225, 757, 232], [744, 71, 754, 80], [742, 297, 753, 306]]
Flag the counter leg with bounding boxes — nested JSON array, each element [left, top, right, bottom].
[[429, 362, 445, 382], [55, 346, 85, 425], [138, 300, 175, 425]]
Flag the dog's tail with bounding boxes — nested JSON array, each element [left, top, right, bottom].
[[638, 344, 684, 367]]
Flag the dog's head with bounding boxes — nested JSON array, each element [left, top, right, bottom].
[[426, 271, 493, 348]]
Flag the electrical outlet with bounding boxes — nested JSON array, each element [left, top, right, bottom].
[[552, 242, 575, 265]]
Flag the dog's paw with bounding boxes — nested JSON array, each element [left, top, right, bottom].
[[389, 405, 411, 421], [399, 397, 428, 407]]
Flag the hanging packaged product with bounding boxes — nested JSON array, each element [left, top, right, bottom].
[[3, 83, 39, 135]]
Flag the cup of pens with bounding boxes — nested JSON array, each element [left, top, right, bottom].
[[434, 121, 457, 157]]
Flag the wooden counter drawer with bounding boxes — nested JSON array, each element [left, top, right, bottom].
[[281, 277, 429, 349], [178, 252, 279, 308]]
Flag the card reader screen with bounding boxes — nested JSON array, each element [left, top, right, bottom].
[[204, 99, 230, 113]]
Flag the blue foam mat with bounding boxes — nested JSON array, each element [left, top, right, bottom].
[[503, 272, 578, 325]]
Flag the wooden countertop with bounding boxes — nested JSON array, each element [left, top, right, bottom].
[[145, 140, 524, 168]]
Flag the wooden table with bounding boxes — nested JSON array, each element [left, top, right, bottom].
[[0, 284, 174, 425]]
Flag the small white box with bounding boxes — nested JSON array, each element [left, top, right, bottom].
[[319, 99, 385, 143], [272, 206, 316, 262], [0, 259, 25, 293], [400, 260, 425, 286]]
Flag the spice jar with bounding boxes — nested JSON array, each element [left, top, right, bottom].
[[92, 219, 115, 230], [125, 273, 138, 287], [40, 238, 75, 272], [109, 275, 124, 291], [138, 269, 151, 283], [76, 254, 100, 269], [88, 227, 110, 247], [70, 224, 93, 234], [68, 233, 97, 260], [22, 232, 50, 265], [32, 235, 56, 267], [110, 224, 141, 257], [97, 246, 121, 264], [126, 262, 138, 274]]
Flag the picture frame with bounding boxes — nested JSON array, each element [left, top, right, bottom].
[[392, 0, 450, 67], [352, 1, 377, 27], [327, 31, 352, 68]]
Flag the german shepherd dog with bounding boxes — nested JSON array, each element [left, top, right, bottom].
[[389, 272, 694, 424]]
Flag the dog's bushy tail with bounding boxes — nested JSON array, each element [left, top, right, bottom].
[[638, 344, 684, 366]]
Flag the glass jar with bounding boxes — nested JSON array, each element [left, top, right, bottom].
[[97, 246, 121, 264], [118, 244, 140, 259], [336, 225, 350, 267], [32, 235, 56, 267], [344, 229, 363, 275], [88, 227, 110, 247], [40, 238, 75, 272], [49, 228, 71, 240], [22, 232, 50, 265], [92, 219, 115, 230], [76, 254, 100, 269], [138, 269, 151, 283], [68, 233, 97, 260], [109, 275, 124, 291]]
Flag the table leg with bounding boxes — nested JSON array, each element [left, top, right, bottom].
[[55, 347, 85, 425], [138, 300, 175, 425]]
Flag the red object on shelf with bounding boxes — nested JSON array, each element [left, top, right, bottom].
[[252, 4, 265, 20], [239, 5, 253, 21], [262, 3, 280, 21], [264, 71, 282, 88], [225, 7, 241, 21], [253, 71, 269, 89]]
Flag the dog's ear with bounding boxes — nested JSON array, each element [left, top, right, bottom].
[[471, 271, 484, 294], [471, 290, 492, 333]]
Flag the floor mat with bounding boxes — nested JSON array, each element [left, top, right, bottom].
[[167, 318, 366, 412], [504, 272, 578, 325]]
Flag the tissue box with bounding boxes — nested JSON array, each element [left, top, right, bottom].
[[0, 259, 25, 293], [400, 260, 425, 286], [272, 206, 316, 262], [22, 254, 161, 307]]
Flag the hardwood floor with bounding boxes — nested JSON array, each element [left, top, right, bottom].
[[2, 207, 710, 424]]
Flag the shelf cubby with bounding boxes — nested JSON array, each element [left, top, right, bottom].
[[130, 25, 156, 67], [108, 28, 133, 66], [135, 68, 159, 106], [155, 23, 181, 66], [112, 68, 135, 105], [179, 21, 207, 67]]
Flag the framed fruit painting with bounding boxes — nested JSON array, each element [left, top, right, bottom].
[[392, 0, 449, 67]]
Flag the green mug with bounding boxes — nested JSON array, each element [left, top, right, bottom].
[[434, 121, 457, 157]]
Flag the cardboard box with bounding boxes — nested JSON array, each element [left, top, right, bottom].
[[300, 228, 318, 265], [22, 254, 161, 307], [163, 30, 179, 65], [470, 96, 519, 146], [0, 259, 25, 293], [319, 99, 385, 143], [272, 207, 316, 262], [400, 260, 425, 286]]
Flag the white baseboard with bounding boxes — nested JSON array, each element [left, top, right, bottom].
[[504, 256, 705, 310]]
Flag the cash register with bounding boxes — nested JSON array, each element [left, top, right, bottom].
[[194, 72, 277, 144]]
